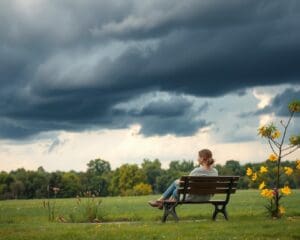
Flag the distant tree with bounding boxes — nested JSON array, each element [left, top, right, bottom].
[[169, 160, 194, 174], [10, 168, 27, 184], [10, 180, 25, 199], [11, 169, 49, 198], [37, 166, 46, 173], [108, 169, 121, 196], [85, 159, 111, 196], [0, 171, 11, 199], [141, 159, 163, 193], [118, 164, 146, 196], [87, 159, 111, 175], [61, 172, 81, 197], [0, 183, 7, 197], [0, 171, 15, 186], [221, 160, 242, 175]]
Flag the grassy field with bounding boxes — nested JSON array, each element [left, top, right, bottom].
[[0, 190, 299, 240]]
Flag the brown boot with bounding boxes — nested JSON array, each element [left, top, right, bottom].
[[148, 200, 163, 209]]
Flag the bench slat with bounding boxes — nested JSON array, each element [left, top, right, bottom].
[[178, 200, 226, 204], [178, 188, 237, 194], [180, 176, 239, 182], [179, 182, 238, 188]]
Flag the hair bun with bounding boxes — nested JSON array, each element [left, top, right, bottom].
[[207, 158, 215, 166]]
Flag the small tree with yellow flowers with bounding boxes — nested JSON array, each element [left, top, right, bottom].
[[246, 100, 300, 218]]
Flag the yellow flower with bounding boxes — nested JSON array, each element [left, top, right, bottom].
[[279, 206, 285, 215], [289, 136, 298, 145], [251, 172, 257, 181], [296, 160, 300, 170], [271, 130, 281, 139], [260, 166, 268, 174], [258, 126, 266, 135], [284, 167, 293, 176], [261, 189, 273, 199], [268, 154, 278, 162], [259, 181, 266, 190], [281, 186, 292, 196], [258, 126, 267, 136], [288, 101, 300, 113], [246, 167, 253, 176]]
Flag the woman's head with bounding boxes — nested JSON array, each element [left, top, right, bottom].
[[198, 149, 214, 167]]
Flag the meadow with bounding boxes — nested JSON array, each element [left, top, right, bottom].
[[0, 190, 299, 240]]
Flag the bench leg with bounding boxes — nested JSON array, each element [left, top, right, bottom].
[[212, 203, 228, 221], [162, 203, 179, 223]]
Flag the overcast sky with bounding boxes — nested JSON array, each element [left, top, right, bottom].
[[1, 0, 300, 172]]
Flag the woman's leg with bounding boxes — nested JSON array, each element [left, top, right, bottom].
[[171, 187, 179, 200], [161, 180, 179, 200], [148, 179, 179, 208]]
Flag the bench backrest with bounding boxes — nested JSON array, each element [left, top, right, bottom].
[[178, 176, 240, 202]]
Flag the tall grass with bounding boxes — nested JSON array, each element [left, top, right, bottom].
[[68, 195, 103, 223]]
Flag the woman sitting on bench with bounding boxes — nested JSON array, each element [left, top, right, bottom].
[[148, 148, 218, 209]]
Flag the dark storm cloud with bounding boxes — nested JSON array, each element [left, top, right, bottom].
[[264, 89, 300, 136], [113, 95, 211, 136], [256, 88, 300, 117], [0, 118, 34, 139], [139, 99, 210, 136], [140, 118, 210, 136], [239, 88, 300, 119], [127, 96, 192, 117], [1, 0, 300, 139]]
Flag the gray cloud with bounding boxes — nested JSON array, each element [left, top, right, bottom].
[[263, 89, 300, 117], [48, 138, 61, 153], [113, 94, 211, 136], [0, 118, 34, 139], [127, 96, 192, 117], [1, 0, 300, 139], [48, 137, 67, 153], [140, 117, 210, 136], [239, 88, 300, 118]]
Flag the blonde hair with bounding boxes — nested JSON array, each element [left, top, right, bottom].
[[199, 149, 215, 166]]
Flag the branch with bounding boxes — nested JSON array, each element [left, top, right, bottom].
[[282, 145, 295, 152], [268, 139, 278, 155], [270, 138, 280, 148], [280, 111, 295, 147], [281, 146, 300, 158], [280, 120, 286, 128]]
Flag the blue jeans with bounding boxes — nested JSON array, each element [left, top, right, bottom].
[[162, 180, 179, 200]]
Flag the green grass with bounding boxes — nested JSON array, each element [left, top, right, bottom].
[[0, 190, 300, 239]]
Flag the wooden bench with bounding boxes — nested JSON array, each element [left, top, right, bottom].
[[161, 176, 240, 222]]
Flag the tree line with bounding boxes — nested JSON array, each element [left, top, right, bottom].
[[0, 159, 299, 200]]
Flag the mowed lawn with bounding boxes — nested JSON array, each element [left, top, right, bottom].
[[0, 190, 299, 240]]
